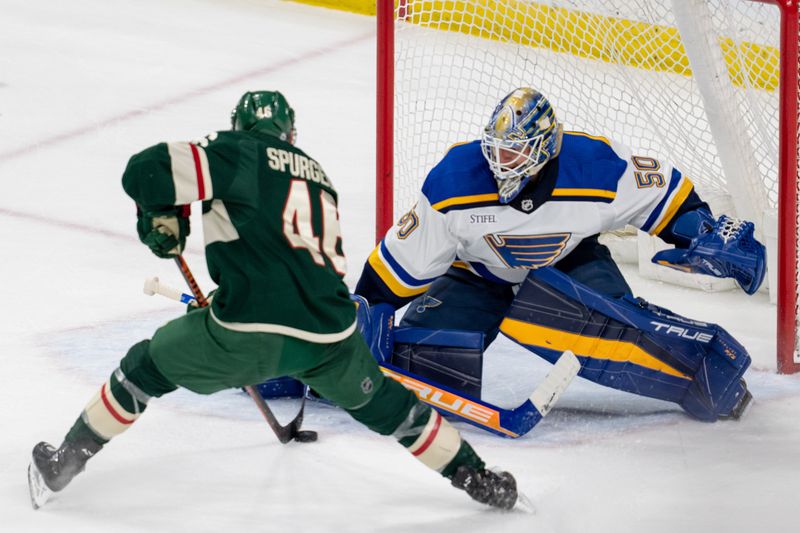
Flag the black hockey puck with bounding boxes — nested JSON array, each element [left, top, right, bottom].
[[294, 430, 318, 443]]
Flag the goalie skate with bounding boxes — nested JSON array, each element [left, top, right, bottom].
[[720, 380, 753, 420]]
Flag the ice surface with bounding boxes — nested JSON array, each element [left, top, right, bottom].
[[1, 1, 798, 531]]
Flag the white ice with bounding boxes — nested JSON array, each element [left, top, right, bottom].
[[1, 1, 798, 532]]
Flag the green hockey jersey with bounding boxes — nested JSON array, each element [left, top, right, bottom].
[[122, 130, 356, 342]]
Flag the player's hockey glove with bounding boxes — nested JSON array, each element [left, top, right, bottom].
[[136, 205, 191, 258], [652, 210, 766, 294]]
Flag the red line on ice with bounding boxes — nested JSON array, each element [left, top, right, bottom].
[[0, 32, 372, 164]]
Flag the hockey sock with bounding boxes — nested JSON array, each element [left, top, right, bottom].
[[393, 403, 485, 479], [65, 340, 178, 445], [66, 367, 151, 444]]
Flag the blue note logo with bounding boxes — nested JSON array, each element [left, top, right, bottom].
[[416, 295, 443, 313], [484, 232, 571, 269]]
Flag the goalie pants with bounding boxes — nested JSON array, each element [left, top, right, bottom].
[[400, 234, 632, 345]]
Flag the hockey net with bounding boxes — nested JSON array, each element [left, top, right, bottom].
[[376, 0, 800, 373]]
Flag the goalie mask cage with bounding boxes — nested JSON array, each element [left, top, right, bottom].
[[376, 0, 800, 374]]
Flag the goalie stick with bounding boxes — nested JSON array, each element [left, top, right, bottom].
[[380, 351, 579, 438], [171, 255, 317, 444], [147, 272, 580, 438]]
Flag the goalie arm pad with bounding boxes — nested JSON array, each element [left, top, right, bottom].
[[654, 188, 710, 248], [354, 261, 413, 309], [652, 209, 766, 295]]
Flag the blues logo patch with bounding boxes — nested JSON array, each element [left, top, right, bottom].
[[484, 232, 571, 269]]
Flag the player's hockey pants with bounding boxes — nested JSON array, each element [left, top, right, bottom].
[[69, 308, 420, 443]]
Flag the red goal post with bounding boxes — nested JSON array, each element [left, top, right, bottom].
[[376, 0, 800, 373]]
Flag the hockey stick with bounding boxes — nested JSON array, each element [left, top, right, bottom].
[[147, 273, 579, 438], [171, 255, 317, 443], [379, 350, 580, 438]]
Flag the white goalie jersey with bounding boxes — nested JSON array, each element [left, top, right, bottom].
[[360, 132, 698, 304]]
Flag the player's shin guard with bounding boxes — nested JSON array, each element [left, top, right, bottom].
[[392, 404, 519, 509], [30, 367, 149, 497], [348, 379, 518, 509], [37, 341, 176, 494], [71, 366, 151, 443], [501, 267, 751, 421], [63, 339, 177, 444], [393, 403, 484, 478]]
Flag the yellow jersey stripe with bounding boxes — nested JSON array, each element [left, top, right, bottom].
[[500, 318, 691, 380], [431, 193, 500, 211], [445, 140, 472, 154], [368, 247, 430, 298], [551, 188, 617, 199], [651, 178, 695, 236]]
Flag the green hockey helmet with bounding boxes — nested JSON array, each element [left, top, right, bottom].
[[231, 90, 296, 143]]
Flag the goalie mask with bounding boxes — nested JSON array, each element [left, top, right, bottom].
[[481, 88, 563, 203], [231, 90, 296, 144]]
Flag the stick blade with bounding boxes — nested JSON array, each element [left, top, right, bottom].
[[293, 430, 318, 443], [530, 350, 580, 416]]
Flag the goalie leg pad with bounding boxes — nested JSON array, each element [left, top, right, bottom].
[[392, 327, 484, 398], [353, 292, 487, 400], [500, 267, 751, 421]]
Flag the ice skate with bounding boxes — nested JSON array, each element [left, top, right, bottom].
[[27, 440, 102, 509], [451, 465, 518, 510], [27, 459, 52, 510]]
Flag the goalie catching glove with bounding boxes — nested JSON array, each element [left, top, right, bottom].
[[652, 210, 766, 295], [136, 205, 191, 258]]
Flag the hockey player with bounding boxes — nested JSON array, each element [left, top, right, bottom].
[[27, 91, 519, 510], [356, 87, 764, 422]]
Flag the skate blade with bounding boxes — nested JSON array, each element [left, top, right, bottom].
[[515, 490, 536, 514], [732, 390, 753, 420], [28, 462, 52, 510]]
